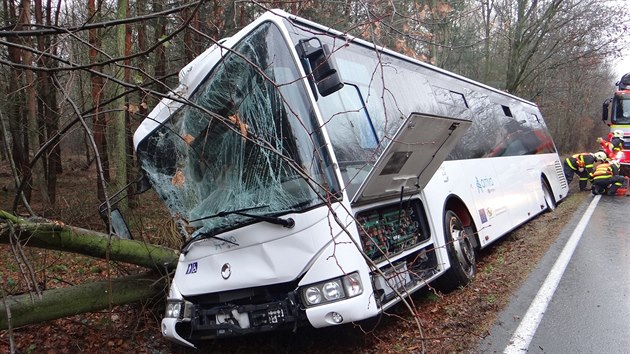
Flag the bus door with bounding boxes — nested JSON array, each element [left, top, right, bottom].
[[351, 112, 471, 204]]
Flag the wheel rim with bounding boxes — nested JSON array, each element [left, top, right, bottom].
[[449, 217, 475, 277]]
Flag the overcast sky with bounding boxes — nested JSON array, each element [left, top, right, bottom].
[[617, 62, 628, 78], [614, 1, 630, 77], [616, 52, 630, 78]]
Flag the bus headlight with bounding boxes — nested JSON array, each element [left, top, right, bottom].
[[304, 287, 322, 304], [165, 300, 192, 320], [323, 281, 343, 300], [301, 272, 363, 307], [165, 301, 182, 318]]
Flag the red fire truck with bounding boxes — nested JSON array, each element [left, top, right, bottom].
[[602, 73, 630, 176]]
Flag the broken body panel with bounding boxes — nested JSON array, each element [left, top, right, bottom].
[[133, 10, 568, 347]]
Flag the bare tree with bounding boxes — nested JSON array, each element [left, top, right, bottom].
[[4, 0, 33, 205], [494, 0, 628, 96], [88, 0, 110, 202]]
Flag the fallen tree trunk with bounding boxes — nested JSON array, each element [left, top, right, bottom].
[[0, 210, 179, 330], [0, 272, 165, 330], [0, 210, 179, 269]]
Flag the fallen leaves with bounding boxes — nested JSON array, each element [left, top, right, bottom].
[[171, 170, 185, 187], [182, 134, 195, 145], [228, 113, 249, 139]]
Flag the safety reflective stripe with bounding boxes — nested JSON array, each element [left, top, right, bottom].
[[568, 153, 596, 170], [593, 175, 612, 180], [591, 164, 612, 180], [576, 156, 585, 168]]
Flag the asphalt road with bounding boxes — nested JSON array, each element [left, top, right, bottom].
[[477, 193, 630, 353]]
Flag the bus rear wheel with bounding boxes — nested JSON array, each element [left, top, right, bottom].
[[434, 210, 476, 292]]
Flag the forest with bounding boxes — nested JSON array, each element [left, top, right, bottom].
[[0, 0, 628, 353]]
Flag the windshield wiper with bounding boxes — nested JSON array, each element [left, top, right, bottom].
[[181, 206, 296, 253], [225, 210, 295, 228], [189, 205, 295, 228]]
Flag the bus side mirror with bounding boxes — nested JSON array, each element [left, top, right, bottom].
[[98, 205, 132, 240], [602, 98, 611, 123], [97, 173, 152, 240], [108, 208, 132, 240], [296, 38, 344, 97]]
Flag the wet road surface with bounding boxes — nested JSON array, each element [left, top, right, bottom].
[[477, 194, 630, 353]]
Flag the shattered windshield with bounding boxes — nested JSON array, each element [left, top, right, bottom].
[[136, 22, 338, 236]]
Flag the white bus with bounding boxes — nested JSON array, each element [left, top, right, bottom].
[[132, 9, 568, 348]]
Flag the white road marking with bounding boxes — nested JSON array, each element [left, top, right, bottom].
[[503, 195, 601, 353]]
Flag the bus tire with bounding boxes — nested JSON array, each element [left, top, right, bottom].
[[434, 210, 476, 292], [542, 179, 556, 212]]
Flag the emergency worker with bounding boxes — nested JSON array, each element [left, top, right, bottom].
[[597, 130, 624, 159], [563, 152, 606, 191], [590, 160, 626, 195]]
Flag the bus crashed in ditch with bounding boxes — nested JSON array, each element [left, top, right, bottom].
[[131, 10, 568, 348]]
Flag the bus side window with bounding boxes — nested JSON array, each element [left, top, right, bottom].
[[318, 84, 378, 160], [318, 84, 380, 197]]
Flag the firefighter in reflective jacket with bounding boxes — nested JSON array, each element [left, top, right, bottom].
[[597, 130, 624, 159], [563, 152, 606, 191], [590, 160, 625, 195]]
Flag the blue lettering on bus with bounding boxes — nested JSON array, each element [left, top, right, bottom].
[[475, 176, 495, 194], [185, 262, 198, 274]]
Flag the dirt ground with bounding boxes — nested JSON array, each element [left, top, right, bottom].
[[0, 161, 591, 353]]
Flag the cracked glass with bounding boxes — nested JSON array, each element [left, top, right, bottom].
[[136, 22, 338, 237]]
